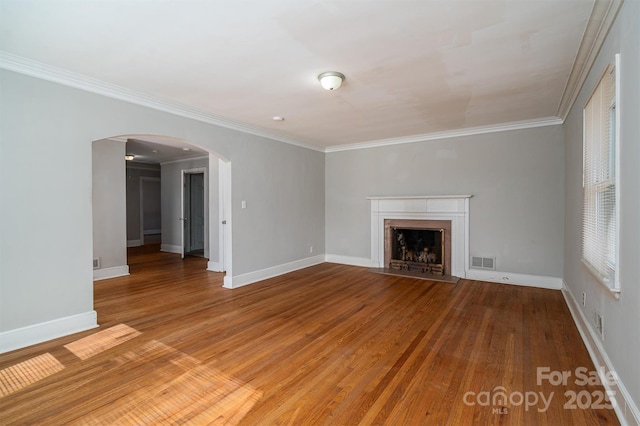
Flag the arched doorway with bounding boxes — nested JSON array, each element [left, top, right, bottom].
[[91, 134, 232, 282]]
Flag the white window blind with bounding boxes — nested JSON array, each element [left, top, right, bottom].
[[582, 60, 619, 290]]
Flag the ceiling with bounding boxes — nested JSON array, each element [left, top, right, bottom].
[[123, 137, 208, 165], [1, 0, 603, 151]]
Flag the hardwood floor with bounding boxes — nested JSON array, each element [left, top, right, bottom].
[[0, 245, 619, 425]]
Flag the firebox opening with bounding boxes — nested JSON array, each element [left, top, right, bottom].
[[390, 228, 444, 275]]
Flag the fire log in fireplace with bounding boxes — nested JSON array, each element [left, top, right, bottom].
[[384, 219, 452, 277], [390, 227, 444, 274]]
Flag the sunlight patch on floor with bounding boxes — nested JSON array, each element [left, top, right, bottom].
[[71, 340, 262, 425], [64, 323, 141, 360], [0, 353, 65, 397]]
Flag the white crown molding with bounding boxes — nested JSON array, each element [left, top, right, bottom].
[[324, 117, 563, 153], [4, 12, 619, 157], [0, 51, 325, 153], [555, 0, 624, 120]]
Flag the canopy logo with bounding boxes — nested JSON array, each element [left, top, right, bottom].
[[462, 367, 618, 413]]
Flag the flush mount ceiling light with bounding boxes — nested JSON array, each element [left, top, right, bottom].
[[318, 71, 345, 91], [125, 154, 135, 161]]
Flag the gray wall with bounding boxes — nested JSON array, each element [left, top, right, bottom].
[[0, 69, 325, 334], [141, 179, 161, 233], [126, 162, 161, 242], [326, 125, 565, 277], [92, 139, 127, 271], [233, 139, 326, 272], [563, 0, 639, 416]]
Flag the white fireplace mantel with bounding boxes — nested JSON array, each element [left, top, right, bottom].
[[369, 195, 471, 278]]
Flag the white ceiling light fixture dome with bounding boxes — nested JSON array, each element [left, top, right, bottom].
[[318, 71, 345, 91]]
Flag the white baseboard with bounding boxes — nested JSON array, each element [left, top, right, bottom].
[[465, 269, 562, 290], [562, 282, 640, 426], [160, 244, 182, 254], [127, 239, 141, 247], [223, 255, 325, 289], [325, 254, 374, 268], [143, 229, 161, 235], [207, 261, 223, 272], [93, 265, 130, 281], [0, 311, 98, 354]]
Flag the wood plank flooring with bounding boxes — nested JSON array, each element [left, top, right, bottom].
[[0, 245, 619, 425]]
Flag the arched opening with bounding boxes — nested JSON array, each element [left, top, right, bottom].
[[91, 134, 232, 281]]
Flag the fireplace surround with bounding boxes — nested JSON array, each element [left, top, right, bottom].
[[369, 196, 471, 279]]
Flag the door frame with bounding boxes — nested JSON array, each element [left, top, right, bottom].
[[217, 158, 232, 276], [181, 167, 208, 259]]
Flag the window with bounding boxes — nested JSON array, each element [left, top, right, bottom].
[[582, 56, 620, 292]]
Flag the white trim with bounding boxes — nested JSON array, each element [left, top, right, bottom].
[[207, 261, 223, 272], [127, 239, 141, 247], [160, 244, 182, 254], [0, 51, 324, 153], [466, 269, 562, 290], [0, 311, 98, 354], [220, 160, 232, 275], [93, 265, 130, 281], [325, 118, 563, 153], [613, 53, 621, 293], [325, 254, 374, 268], [223, 255, 325, 289], [556, 0, 624, 120], [562, 282, 639, 426], [367, 195, 473, 200]]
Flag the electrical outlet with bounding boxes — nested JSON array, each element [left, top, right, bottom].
[[595, 312, 604, 339], [310, 246, 314, 253], [582, 292, 586, 307]]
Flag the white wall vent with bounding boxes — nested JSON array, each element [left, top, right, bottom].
[[471, 256, 495, 270], [93, 258, 100, 270]]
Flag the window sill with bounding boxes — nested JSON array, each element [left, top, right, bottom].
[[581, 259, 620, 300]]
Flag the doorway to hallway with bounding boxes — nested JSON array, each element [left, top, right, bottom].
[[182, 170, 205, 258]]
